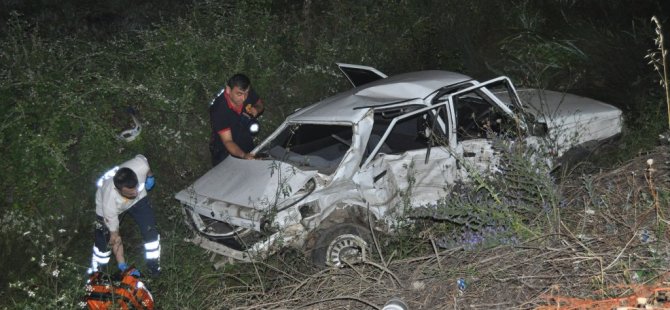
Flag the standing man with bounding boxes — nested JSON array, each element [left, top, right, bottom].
[[88, 154, 161, 277], [209, 73, 265, 166]]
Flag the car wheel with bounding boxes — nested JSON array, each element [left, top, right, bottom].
[[310, 223, 372, 267]]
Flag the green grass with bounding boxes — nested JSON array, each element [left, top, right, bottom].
[[0, 1, 667, 308]]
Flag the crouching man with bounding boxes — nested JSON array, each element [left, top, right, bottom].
[[88, 154, 161, 277]]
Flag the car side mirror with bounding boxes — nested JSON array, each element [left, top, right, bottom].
[[530, 122, 548, 137]]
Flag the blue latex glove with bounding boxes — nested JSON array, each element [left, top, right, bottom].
[[118, 262, 141, 277], [145, 175, 155, 191]]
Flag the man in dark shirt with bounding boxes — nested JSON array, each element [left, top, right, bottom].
[[209, 74, 264, 166]]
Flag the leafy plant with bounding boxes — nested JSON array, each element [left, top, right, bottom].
[[492, 1, 588, 90], [1, 210, 86, 309], [0, 1, 668, 308]]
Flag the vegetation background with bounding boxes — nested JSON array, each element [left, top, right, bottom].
[[0, 0, 669, 308]]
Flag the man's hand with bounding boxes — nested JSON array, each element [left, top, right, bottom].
[[245, 102, 264, 117], [243, 153, 255, 160], [245, 105, 258, 117], [118, 262, 141, 277]]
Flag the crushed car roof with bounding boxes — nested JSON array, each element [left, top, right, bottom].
[[288, 70, 472, 124]]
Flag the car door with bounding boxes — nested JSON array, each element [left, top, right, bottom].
[[357, 103, 458, 209], [336, 63, 388, 87], [443, 78, 526, 181]]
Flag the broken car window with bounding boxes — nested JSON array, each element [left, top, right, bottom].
[[454, 92, 518, 141], [259, 124, 353, 174], [368, 108, 448, 156]]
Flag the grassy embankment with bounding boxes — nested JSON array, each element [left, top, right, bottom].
[[0, 1, 667, 308]]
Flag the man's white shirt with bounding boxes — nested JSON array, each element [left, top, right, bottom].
[[95, 155, 150, 232]]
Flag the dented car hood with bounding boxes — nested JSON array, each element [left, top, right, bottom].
[[175, 157, 318, 210]]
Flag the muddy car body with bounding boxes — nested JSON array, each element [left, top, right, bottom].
[[175, 64, 622, 266]]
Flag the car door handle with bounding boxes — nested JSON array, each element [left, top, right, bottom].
[[373, 170, 387, 183], [463, 152, 476, 157]]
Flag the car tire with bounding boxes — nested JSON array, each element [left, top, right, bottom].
[[310, 223, 372, 268]]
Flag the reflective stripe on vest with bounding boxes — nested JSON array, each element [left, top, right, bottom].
[[96, 166, 146, 191], [96, 166, 120, 188]]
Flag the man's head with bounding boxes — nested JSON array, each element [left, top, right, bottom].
[[113, 167, 139, 199], [225, 73, 251, 106]]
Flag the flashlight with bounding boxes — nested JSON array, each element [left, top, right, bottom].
[[242, 106, 260, 135], [249, 119, 260, 134]]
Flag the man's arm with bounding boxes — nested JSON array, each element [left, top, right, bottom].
[[99, 186, 125, 265], [219, 130, 254, 159], [109, 231, 125, 265]]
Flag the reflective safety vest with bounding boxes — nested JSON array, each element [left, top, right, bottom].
[[84, 267, 154, 310]]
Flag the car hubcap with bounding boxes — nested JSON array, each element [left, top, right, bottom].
[[327, 234, 367, 267]]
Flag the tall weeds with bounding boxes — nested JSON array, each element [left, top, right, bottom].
[[0, 1, 666, 308], [647, 16, 670, 130]]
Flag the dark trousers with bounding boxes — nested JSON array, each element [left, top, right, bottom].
[[94, 196, 160, 270]]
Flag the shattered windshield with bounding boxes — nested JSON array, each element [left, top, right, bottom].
[[258, 123, 353, 174]]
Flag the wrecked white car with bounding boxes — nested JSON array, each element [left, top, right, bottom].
[[175, 63, 622, 267]]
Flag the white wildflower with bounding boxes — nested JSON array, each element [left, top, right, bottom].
[[412, 281, 426, 290], [52, 269, 60, 277], [9, 281, 22, 288], [23, 231, 31, 236], [58, 229, 66, 233], [647, 158, 654, 166], [28, 290, 36, 298]]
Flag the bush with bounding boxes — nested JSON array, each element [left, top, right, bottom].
[[0, 1, 666, 308]]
